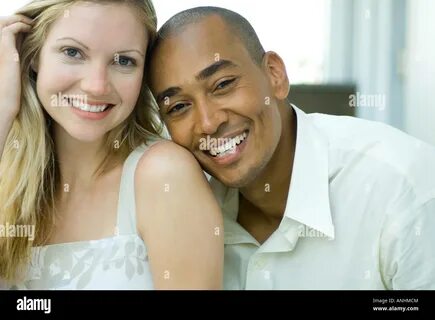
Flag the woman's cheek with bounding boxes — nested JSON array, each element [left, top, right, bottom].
[[114, 73, 144, 107], [37, 63, 81, 108]]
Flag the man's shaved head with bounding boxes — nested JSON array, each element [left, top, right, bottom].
[[149, 6, 266, 65], [146, 5, 291, 188]]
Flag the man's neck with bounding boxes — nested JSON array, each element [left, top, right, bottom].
[[238, 103, 297, 233]]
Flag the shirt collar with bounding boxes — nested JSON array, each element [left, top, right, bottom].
[[286, 104, 335, 239], [209, 178, 258, 245], [210, 104, 335, 246]]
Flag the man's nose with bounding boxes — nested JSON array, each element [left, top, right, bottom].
[[80, 63, 111, 97], [194, 101, 227, 136]]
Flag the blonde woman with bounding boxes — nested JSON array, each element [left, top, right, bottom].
[[0, 0, 223, 289]]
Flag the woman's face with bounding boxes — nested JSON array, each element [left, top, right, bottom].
[[36, 2, 149, 142]]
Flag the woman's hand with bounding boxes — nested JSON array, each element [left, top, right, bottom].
[[0, 15, 33, 159], [0, 15, 33, 121]]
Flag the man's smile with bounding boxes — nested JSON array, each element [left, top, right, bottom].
[[198, 129, 250, 166]]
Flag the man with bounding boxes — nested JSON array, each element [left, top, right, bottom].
[[147, 6, 435, 289]]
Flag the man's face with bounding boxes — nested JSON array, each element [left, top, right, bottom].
[[149, 16, 286, 188]]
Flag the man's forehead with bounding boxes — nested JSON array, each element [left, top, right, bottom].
[[155, 16, 237, 57], [167, 15, 232, 40], [149, 15, 252, 91]]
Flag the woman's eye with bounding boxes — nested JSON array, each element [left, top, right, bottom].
[[115, 56, 136, 67], [63, 48, 82, 59], [215, 78, 236, 91]]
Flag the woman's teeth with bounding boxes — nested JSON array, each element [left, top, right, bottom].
[[68, 99, 110, 113], [209, 131, 248, 157]]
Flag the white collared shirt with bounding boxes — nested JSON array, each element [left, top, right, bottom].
[[211, 105, 435, 290]]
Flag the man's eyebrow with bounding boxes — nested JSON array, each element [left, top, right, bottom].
[[56, 37, 89, 50], [155, 60, 237, 106], [156, 87, 182, 105], [196, 59, 238, 81]]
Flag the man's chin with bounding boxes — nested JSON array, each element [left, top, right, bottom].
[[197, 150, 268, 188], [205, 156, 271, 189], [208, 169, 257, 189]]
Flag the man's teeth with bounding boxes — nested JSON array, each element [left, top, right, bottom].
[[209, 131, 248, 157], [69, 99, 109, 113]]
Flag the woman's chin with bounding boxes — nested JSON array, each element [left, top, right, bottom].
[[56, 124, 108, 144]]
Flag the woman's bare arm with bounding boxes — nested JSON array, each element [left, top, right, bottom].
[[135, 141, 224, 289]]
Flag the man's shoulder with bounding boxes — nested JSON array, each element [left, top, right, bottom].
[[309, 113, 435, 197], [310, 113, 435, 166], [311, 113, 420, 146]]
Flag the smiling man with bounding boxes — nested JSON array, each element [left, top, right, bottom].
[[147, 6, 435, 289]]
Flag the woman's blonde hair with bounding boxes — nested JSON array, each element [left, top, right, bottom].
[[0, 0, 162, 283]]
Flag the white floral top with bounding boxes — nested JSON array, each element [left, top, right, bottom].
[[5, 142, 159, 290]]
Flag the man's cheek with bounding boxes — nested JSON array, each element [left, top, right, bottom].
[[171, 130, 191, 149]]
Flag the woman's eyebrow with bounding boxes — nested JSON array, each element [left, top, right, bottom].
[[56, 37, 89, 50], [117, 49, 145, 57], [56, 38, 144, 57]]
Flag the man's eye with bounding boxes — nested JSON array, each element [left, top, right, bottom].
[[63, 47, 82, 59], [215, 78, 236, 91], [115, 55, 136, 67], [168, 103, 187, 114]]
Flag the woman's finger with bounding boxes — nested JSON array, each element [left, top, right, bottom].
[[0, 15, 33, 29], [0, 22, 32, 54]]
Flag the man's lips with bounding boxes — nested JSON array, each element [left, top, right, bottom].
[[196, 130, 250, 166], [213, 129, 249, 141]]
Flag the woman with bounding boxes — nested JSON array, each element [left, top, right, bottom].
[[0, 0, 223, 289]]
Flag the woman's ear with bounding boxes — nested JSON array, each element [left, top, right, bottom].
[[262, 51, 290, 100], [30, 57, 39, 73]]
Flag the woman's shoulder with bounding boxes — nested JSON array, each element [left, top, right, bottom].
[[136, 140, 202, 181], [133, 139, 217, 234]]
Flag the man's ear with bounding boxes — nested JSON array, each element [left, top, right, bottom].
[[262, 51, 290, 100]]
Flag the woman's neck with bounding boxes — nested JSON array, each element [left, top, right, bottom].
[[53, 123, 107, 192]]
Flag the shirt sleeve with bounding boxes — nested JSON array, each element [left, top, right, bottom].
[[380, 196, 435, 289]]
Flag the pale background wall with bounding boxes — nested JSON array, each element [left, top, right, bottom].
[[1, 0, 433, 145]]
